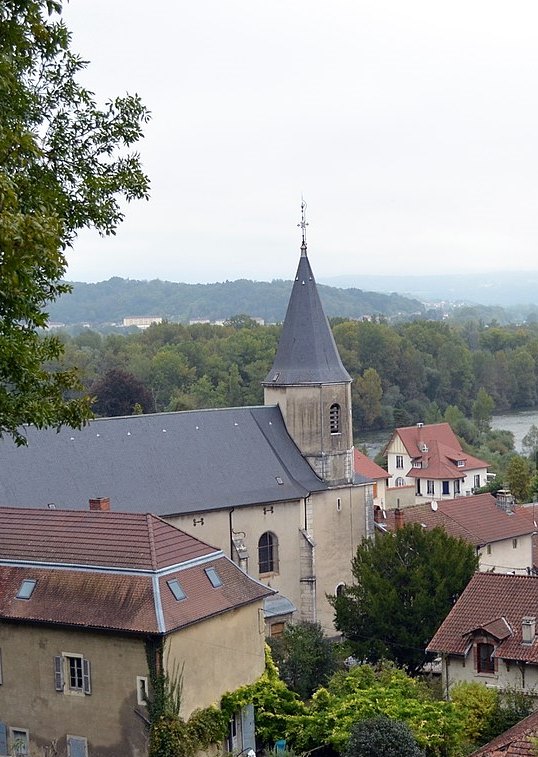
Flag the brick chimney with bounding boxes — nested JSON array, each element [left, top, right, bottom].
[[394, 508, 404, 530], [89, 497, 111, 512]]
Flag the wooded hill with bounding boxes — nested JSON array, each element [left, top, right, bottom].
[[48, 277, 424, 324]]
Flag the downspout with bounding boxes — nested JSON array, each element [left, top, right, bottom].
[[229, 507, 235, 561], [444, 655, 450, 700]]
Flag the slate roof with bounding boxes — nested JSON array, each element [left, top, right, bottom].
[[427, 573, 538, 663], [469, 709, 538, 756], [0, 508, 272, 634], [263, 248, 352, 386], [0, 406, 327, 514], [382, 493, 535, 546], [387, 422, 488, 477]]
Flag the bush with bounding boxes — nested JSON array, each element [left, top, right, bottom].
[[344, 715, 424, 757]]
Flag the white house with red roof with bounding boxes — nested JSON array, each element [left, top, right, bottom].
[[0, 505, 271, 757], [385, 422, 489, 503], [353, 448, 389, 507], [428, 573, 538, 696]]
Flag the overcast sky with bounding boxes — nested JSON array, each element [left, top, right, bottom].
[[62, 1, 538, 284]]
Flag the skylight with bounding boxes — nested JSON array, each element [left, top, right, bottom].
[[205, 567, 223, 588], [16, 579, 37, 600], [167, 579, 186, 601]]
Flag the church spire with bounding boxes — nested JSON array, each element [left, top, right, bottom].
[[297, 198, 308, 256]]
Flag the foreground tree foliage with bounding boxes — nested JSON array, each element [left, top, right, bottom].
[[268, 621, 337, 700], [331, 525, 478, 674], [344, 715, 424, 757], [0, 1, 149, 444]]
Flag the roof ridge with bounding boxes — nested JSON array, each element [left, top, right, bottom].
[[146, 513, 158, 570]]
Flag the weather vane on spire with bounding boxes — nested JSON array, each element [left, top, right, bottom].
[[297, 198, 308, 253]]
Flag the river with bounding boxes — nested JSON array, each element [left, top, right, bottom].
[[358, 408, 538, 458]]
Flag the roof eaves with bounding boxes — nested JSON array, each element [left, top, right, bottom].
[[152, 573, 166, 633]]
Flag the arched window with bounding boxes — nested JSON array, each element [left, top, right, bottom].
[[329, 403, 341, 434], [335, 583, 346, 597], [395, 477, 405, 487], [258, 532, 278, 574]]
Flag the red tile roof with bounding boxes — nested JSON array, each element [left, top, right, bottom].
[[427, 573, 538, 663], [383, 494, 535, 546], [0, 507, 215, 569], [469, 709, 538, 756], [353, 449, 389, 481], [387, 423, 488, 478], [0, 508, 272, 634]]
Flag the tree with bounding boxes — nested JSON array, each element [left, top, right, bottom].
[[331, 524, 478, 674], [344, 715, 424, 757], [472, 388, 495, 433], [1, 1, 150, 444], [91, 369, 153, 417], [353, 367, 383, 429], [267, 622, 337, 700], [522, 424, 538, 464], [505, 455, 532, 503]]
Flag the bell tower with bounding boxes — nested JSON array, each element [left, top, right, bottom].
[[263, 203, 354, 485]]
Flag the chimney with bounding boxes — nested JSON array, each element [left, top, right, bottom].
[[496, 489, 515, 514], [374, 506, 383, 523], [522, 616, 536, 645], [89, 497, 110, 512], [394, 508, 404, 530]]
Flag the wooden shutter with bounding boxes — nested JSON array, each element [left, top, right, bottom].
[[67, 736, 87, 757], [54, 656, 64, 691], [0, 722, 8, 756], [82, 659, 91, 694]]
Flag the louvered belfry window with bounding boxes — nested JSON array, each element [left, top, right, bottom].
[[329, 403, 341, 434]]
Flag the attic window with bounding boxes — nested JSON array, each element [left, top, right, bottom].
[[205, 567, 223, 588], [16, 579, 37, 600], [167, 579, 186, 601], [329, 403, 341, 434], [272, 372, 280, 382], [275, 476, 284, 485], [457, 460, 465, 468]]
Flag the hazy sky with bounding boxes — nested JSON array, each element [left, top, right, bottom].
[[62, 1, 538, 284]]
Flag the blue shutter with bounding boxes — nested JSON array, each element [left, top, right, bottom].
[[82, 658, 91, 694], [0, 722, 7, 756], [67, 736, 87, 757], [240, 703, 256, 751], [54, 656, 64, 691]]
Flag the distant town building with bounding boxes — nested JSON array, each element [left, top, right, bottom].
[[122, 315, 163, 329]]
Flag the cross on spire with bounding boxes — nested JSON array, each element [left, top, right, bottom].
[[297, 199, 309, 255]]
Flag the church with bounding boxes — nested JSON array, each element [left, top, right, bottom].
[[0, 227, 374, 634]]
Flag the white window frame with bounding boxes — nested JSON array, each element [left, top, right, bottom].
[[474, 474, 481, 488], [67, 735, 88, 757], [136, 676, 149, 706], [457, 460, 465, 468], [56, 653, 91, 696], [427, 480, 434, 496], [395, 477, 405, 487], [395, 455, 404, 469], [9, 727, 29, 756]]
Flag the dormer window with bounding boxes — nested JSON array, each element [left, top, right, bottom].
[[457, 460, 465, 468], [477, 642, 495, 674], [413, 461, 422, 468], [329, 403, 341, 434]]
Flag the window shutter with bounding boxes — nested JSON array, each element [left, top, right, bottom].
[[0, 722, 7, 756], [67, 736, 87, 757], [240, 703, 256, 751], [82, 659, 91, 694], [54, 656, 64, 691]]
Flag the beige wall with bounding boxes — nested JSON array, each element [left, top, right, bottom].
[[442, 652, 538, 697], [477, 534, 534, 575], [0, 622, 148, 757], [166, 603, 266, 719]]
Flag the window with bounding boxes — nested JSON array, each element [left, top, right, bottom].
[[427, 480, 434, 496], [474, 474, 480, 488], [336, 497, 342, 512], [442, 480, 450, 495], [9, 728, 29, 756], [55, 654, 91, 695], [513, 538, 518, 549], [205, 567, 223, 588], [457, 460, 465, 468], [67, 736, 88, 757], [486, 544, 492, 555], [16, 580, 36, 600], [329, 403, 341, 434], [454, 479, 461, 495], [136, 676, 148, 706], [335, 583, 345, 597], [413, 461, 422, 468], [395, 455, 404, 469], [270, 622, 285, 638], [477, 643, 495, 674], [416, 479, 421, 495], [395, 477, 405, 487], [258, 532, 278, 574], [167, 579, 186, 601]]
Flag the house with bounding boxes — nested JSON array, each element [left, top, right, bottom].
[[0, 230, 374, 635], [469, 708, 538, 756], [378, 492, 536, 574], [0, 505, 271, 757], [427, 572, 538, 697], [354, 448, 389, 508], [385, 422, 489, 503]]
